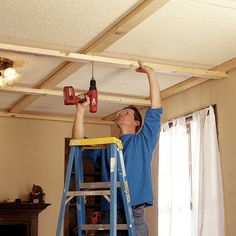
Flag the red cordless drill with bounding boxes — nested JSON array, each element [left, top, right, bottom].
[[63, 77, 98, 113]]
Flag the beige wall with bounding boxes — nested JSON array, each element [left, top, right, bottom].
[[0, 117, 111, 236], [154, 68, 236, 236]]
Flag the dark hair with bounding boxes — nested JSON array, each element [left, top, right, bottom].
[[124, 105, 142, 133]]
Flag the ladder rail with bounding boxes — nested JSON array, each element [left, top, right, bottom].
[[56, 146, 75, 236], [118, 149, 136, 235], [109, 143, 118, 236], [74, 147, 85, 236]]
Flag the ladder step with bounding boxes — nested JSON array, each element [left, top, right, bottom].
[[70, 137, 123, 150], [80, 182, 121, 189], [67, 190, 110, 196], [82, 224, 128, 230]]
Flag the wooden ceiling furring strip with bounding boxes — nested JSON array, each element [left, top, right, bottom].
[[0, 42, 227, 79]]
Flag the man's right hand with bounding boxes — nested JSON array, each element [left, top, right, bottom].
[[72, 94, 89, 139], [136, 60, 155, 75], [136, 60, 161, 108], [76, 94, 90, 111]]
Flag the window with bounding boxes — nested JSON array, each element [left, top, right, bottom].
[[158, 106, 224, 236]]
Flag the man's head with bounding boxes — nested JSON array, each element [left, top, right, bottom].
[[116, 105, 142, 133]]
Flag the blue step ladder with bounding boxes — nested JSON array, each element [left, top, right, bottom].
[[56, 137, 136, 236]]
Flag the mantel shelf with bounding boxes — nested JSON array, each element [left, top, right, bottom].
[[0, 202, 50, 212]]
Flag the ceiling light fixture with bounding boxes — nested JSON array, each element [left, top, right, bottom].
[[0, 57, 18, 87]]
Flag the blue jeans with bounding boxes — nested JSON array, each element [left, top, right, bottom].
[[96, 204, 148, 236]]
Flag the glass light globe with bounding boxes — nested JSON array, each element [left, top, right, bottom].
[[4, 67, 17, 81]]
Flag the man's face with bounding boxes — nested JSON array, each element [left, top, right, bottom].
[[116, 108, 139, 130]]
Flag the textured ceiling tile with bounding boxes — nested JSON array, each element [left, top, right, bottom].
[[0, 92, 23, 109], [0, 0, 141, 51], [106, 0, 236, 65]]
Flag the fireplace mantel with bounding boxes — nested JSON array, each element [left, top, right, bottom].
[[0, 202, 50, 236]]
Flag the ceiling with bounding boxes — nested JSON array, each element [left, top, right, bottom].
[[0, 0, 236, 124]]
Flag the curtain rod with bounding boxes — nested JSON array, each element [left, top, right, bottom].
[[165, 104, 216, 127]]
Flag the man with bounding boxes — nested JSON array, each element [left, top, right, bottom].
[[72, 60, 162, 236]]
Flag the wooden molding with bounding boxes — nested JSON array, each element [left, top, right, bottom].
[[161, 57, 236, 100], [102, 104, 145, 121], [0, 86, 63, 96], [5, 0, 170, 113], [103, 57, 236, 121], [0, 110, 114, 125], [0, 43, 227, 79], [99, 94, 150, 106], [102, 111, 120, 122], [161, 77, 207, 100], [0, 86, 151, 106], [211, 57, 236, 72]]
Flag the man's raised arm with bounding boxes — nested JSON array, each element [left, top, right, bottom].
[[136, 60, 161, 109], [72, 95, 90, 139]]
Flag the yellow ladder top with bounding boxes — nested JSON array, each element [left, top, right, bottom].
[[69, 137, 123, 150]]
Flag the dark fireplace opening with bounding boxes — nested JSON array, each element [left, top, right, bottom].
[[0, 202, 50, 236], [0, 224, 27, 236]]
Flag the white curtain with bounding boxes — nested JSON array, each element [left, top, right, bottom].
[[158, 106, 224, 236], [158, 117, 192, 236], [190, 106, 224, 236]]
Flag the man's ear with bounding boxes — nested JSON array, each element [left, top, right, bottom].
[[135, 120, 140, 127], [115, 120, 120, 129]]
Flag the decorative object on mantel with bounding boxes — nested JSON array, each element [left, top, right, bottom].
[[29, 184, 46, 204]]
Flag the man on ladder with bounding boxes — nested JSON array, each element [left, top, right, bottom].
[[72, 60, 162, 236]]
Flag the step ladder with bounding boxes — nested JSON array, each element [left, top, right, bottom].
[[56, 137, 136, 236]]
